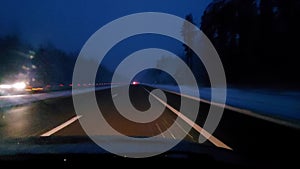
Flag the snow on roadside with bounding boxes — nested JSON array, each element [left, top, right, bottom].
[[2, 83, 299, 126], [0, 86, 112, 108], [147, 84, 300, 121]]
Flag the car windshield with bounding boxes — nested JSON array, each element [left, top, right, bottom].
[[0, 0, 299, 167]]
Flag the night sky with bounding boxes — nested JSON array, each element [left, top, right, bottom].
[[0, 0, 211, 53]]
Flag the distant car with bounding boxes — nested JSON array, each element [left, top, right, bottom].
[[0, 82, 27, 95]]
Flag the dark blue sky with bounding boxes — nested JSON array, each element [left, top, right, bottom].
[[0, 0, 211, 52]]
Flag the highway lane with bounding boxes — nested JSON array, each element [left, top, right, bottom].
[[0, 96, 76, 139], [1, 84, 299, 167], [47, 85, 215, 147], [0, 85, 217, 147], [162, 86, 300, 167]]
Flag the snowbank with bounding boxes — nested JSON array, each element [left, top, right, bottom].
[[147, 84, 300, 122]]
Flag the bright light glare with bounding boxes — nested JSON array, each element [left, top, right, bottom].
[[0, 84, 12, 89], [132, 81, 139, 85], [12, 82, 26, 90]]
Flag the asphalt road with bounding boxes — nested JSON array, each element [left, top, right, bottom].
[[0, 84, 299, 167], [0, 85, 207, 144]]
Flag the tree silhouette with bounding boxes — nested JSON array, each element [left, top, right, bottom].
[[201, 0, 300, 87], [182, 14, 195, 69], [0, 35, 27, 82]]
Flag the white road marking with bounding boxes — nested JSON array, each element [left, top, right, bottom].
[[146, 89, 232, 150], [155, 123, 165, 138], [160, 89, 220, 107], [160, 118, 176, 139], [162, 89, 300, 129], [40, 115, 82, 137], [174, 120, 193, 139], [166, 128, 176, 139], [112, 93, 118, 98]]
